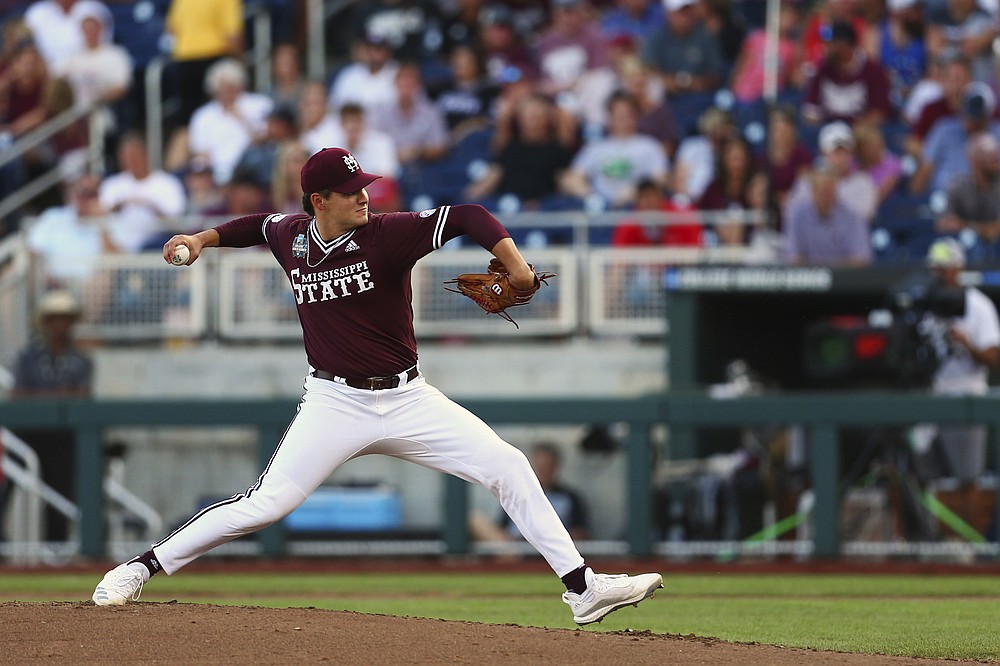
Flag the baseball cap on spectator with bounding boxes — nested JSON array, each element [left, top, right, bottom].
[[962, 82, 997, 121], [927, 238, 966, 269], [300, 147, 382, 195], [36, 290, 81, 321], [818, 121, 854, 153], [826, 21, 858, 44], [663, 0, 696, 10]]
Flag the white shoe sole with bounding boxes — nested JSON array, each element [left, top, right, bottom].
[[92, 588, 126, 606], [574, 574, 663, 626]]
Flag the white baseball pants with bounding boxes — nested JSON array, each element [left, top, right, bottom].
[[152, 374, 585, 577]]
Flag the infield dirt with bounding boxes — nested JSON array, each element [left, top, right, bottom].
[[0, 601, 969, 664]]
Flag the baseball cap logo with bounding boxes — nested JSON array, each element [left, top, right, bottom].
[[300, 147, 382, 194]]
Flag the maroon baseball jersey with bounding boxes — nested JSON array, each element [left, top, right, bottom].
[[215, 204, 509, 378]]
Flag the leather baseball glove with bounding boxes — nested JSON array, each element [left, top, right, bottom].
[[443, 260, 556, 327]]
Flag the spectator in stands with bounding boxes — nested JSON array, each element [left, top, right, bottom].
[[559, 91, 670, 210], [477, 4, 539, 86], [906, 51, 973, 157], [328, 32, 400, 115], [328, 103, 401, 213], [611, 178, 703, 246], [23, 0, 112, 76], [729, 0, 803, 105], [853, 122, 902, 203], [757, 104, 813, 215], [371, 63, 449, 166], [800, 0, 874, 79], [927, 0, 998, 87], [234, 104, 299, 188], [501, 0, 550, 41], [491, 66, 578, 154], [924, 237, 1000, 526], [433, 43, 500, 144], [0, 40, 50, 143], [912, 82, 1000, 194], [600, 0, 664, 42], [440, 0, 485, 54], [641, 0, 726, 97], [349, 0, 445, 70], [298, 80, 341, 155], [99, 132, 186, 250], [270, 140, 308, 212], [62, 5, 131, 144], [463, 92, 576, 212], [801, 21, 893, 126], [698, 135, 768, 245], [875, 0, 927, 110], [201, 166, 271, 217], [469, 442, 589, 558], [11, 289, 93, 542], [188, 58, 272, 186], [937, 133, 1000, 244], [181, 156, 223, 217], [26, 173, 116, 284], [103, 0, 168, 132], [165, 0, 244, 128], [696, 0, 747, 69], [537, 0, 615, 129], [789, 121, 878, 223], [268, 42, 305, 110], [783, 161, 872, 266], [616, 55, 680, 159], [673, 106, 738, 202]]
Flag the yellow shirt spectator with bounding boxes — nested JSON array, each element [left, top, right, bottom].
[[167, 0, 243, 61]]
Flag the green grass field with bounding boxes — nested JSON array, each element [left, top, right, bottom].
[[3, 571, 999, 661]]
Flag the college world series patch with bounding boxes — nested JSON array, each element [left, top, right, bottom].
[[292, 234, 308, 258]]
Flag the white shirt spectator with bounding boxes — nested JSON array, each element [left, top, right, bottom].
[[328, 61, 399, 115], [26, 206, 104, 280], [99, 169, 186, 229], [934, 287, 1000, 394], [570, 134, 669, 206], [189, 92, 273, 184], [63, 40, 132, 109], [24, 0, 112, 75]]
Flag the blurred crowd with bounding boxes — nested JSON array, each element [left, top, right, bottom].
[[3, 0, 1000, 265]]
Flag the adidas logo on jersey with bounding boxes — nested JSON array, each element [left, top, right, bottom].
[[345, 240, 360, 252]]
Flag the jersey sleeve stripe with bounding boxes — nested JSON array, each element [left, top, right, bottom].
[[262, 213, 287, 242], [433, 205, 450, 250]]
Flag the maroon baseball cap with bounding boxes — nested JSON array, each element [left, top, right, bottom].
[[299, 147, 382, 194]]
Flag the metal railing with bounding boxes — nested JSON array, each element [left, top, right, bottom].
[[0, 106, 105, 221], [4, 210, 775, 354], [0, 426, 164, 565]]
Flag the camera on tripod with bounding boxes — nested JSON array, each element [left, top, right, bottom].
[[803, 273, 966, 389]]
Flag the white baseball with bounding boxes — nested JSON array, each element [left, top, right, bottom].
[[171, 245, 191, 266]]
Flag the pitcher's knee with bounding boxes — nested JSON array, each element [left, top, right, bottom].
[[232, 491, 299, 532]]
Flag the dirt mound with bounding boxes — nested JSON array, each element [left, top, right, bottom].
[[0, 601, 953, 665]]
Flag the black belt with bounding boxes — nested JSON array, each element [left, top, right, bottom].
[[312, 366, 419, 390]]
